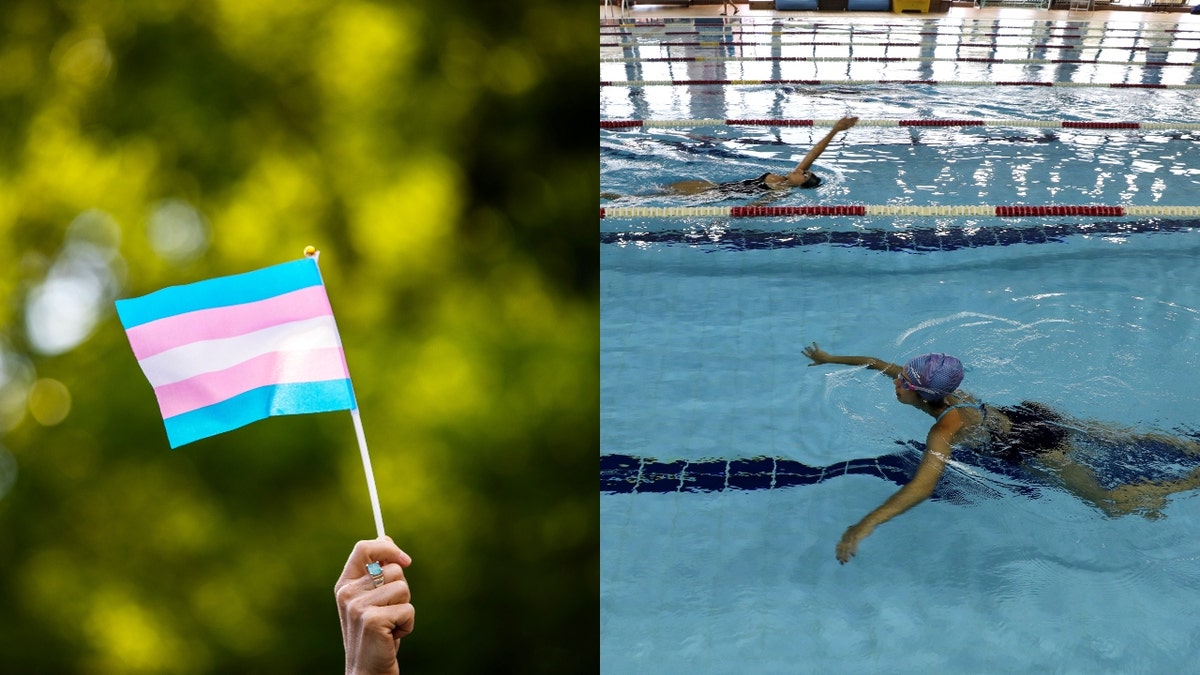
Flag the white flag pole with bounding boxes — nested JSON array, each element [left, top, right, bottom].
[[305, 246, 386, 538], [351, 407, 387, 538]]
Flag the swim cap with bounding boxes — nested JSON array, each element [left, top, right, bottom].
[[801, 172, 822, 189], [902, 353, 964, 402]]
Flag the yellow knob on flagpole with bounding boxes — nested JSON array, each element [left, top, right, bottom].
[[303, 245, 317, 257]]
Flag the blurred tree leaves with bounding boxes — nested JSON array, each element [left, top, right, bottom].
[[0, 0, 597, 672]]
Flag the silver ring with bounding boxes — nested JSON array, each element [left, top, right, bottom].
[[367, 561, 385, 588]]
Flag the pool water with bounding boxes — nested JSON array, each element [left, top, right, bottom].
[[601, 14, 1200, 674], [601, 85, 1200, 209]]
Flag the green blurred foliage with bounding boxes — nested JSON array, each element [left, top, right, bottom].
[[0, 0, 597, 672]]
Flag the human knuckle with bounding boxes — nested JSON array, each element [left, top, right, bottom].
[[335, 583, 361, 606]]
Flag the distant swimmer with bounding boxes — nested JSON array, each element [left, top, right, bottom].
[[600, 116, 858, 201], [665, 116, 858, 196], [802, 343, 1200, 564]]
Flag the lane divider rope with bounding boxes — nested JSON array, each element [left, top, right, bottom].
[[600, 54, 1199, 67], [604, 27, 1200, 33], [601, 40, 1200, 52], [599, 205, 1200, 219], [601, 29, 1200, 39], [600, 118, 1200, 130], [600, 78, 1200, 89], [600, 21, 1200, 35]]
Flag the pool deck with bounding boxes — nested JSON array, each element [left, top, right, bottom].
[[601, 2, 1200, 24]]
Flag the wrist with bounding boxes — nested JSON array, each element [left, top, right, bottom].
[[857, 513, 883, 531]]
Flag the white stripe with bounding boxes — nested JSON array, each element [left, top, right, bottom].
[[137, 315, 343, 388]]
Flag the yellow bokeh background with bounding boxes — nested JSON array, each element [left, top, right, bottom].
[[0, 0, 596, 672]]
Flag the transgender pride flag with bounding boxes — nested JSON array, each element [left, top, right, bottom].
[[115, 256, 357, 448]]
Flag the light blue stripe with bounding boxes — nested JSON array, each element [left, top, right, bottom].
[[115, 258, 323, 329], [162, 379, 357, 448]]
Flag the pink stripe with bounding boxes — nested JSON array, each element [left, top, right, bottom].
[[125, 285, 334, 360], [153, 347, 350, 418]]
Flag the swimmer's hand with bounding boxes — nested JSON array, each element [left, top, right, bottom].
[[802, 342, 834, 366], [834, 116, 859, 132], [836, 522, 874, 564]]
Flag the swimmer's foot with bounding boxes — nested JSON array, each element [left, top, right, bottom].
[[1105, 483, 1171, 520]]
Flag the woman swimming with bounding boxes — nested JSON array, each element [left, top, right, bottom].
[[665, 116, 858, 196], [801, 343, 1200, 564]]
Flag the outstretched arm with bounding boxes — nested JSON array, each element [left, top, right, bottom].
[[788, 116, 859, 183], [802, 342, 902, 379], [836, 427, 954, 564]]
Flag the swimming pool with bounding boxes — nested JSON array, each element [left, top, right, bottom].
[[601, 13, 1200, 674]]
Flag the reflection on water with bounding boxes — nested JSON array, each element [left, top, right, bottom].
[[601, 122, 1200, 208]]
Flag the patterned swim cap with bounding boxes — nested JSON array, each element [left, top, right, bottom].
[[902, 353, 964, 402]]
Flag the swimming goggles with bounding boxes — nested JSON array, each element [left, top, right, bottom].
[[899, 369, 933, 395]]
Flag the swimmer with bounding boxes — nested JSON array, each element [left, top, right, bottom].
[[801, 343, 1200, 564], [720, 0, 739, 15], [665, 116, 858, 196]]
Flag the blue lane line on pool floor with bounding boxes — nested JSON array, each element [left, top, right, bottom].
[[599, 442, 1037, 504], [601, 428, 1200, 501], [600, 218, 1200, 253]]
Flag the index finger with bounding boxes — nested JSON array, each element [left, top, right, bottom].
[[339, 537, 412, 583]]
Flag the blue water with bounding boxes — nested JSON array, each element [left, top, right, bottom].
[[601, 119, 1200, 209], [601, 15, 1200, 674]]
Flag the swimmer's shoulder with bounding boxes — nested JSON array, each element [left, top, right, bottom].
[[763, 173, 790, 189]]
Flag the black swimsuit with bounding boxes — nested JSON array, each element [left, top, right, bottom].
[[984, 401, 1071, 464], [718, 173, 774, 194]]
